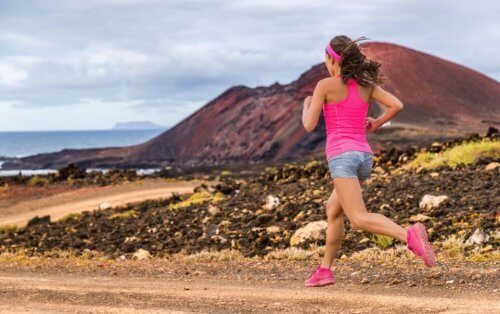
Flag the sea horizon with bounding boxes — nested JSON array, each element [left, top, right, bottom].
[[0, 129, 164, 159]]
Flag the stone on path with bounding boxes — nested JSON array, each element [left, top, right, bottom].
[[290, 220, 327, 246], [132, 248, 151, 260]]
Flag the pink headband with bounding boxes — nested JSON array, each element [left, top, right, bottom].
[[326, 44, 342, 62]]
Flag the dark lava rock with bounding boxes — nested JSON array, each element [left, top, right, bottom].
[[0, 131, 498, 258], [57, 164, 87, 181], [26, 215, 51, 227]]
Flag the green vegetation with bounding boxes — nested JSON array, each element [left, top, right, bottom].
[[370, 234, 394, 249], [27, 176, 50, 187], [0, 224, 18, 234], [168, 191, 226, 210], [408, 139, 500, 170], [58, 213, 82, 222], [110, 210, 137, 219]]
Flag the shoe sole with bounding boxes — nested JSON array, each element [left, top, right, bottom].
[[305, 278, 335, 287], [413, 223, 437, 267]]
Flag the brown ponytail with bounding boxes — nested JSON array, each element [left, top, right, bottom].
[[329, 35, 384, 87]]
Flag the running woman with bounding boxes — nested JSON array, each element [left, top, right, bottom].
[[301, 35, 436, 287]]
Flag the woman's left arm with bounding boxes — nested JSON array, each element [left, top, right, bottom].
[[302, 80, 326, 132]]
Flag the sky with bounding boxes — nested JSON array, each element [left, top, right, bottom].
[[0, 0, 498, 131]]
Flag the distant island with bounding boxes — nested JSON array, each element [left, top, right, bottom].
[[112, 121, 166, 130]]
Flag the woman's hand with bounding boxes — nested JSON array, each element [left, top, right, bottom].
[[365, 117, 380, 132]]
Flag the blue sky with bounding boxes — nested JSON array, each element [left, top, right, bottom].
[[0, 0, 498, 131]]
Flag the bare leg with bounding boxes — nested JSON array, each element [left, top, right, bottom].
[[333, 177, 407, 242], [320, 188, 344, 268]]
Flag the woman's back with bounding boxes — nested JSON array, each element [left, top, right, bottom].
[[322, 76, 373, 160]]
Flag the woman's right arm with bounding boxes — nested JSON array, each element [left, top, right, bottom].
[[367, 85, 404, 132]]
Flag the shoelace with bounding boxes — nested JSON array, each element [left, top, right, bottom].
[[307, 266, 321, 279]]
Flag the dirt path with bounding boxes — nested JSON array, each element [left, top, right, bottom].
[[0, 270, 497, 313], [0, 179, 204, 227]]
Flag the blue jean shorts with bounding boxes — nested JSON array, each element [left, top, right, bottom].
[[327, 150, 373, 181]]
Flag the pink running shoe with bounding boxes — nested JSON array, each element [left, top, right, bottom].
[[407, 222, 437, 267], [304, 266, 335, 287]]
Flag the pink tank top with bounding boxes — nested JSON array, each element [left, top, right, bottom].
[[322, 76, 373, 161]]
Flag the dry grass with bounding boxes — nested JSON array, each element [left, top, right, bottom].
[[1, 235, 497, 266], [0, 249, 115, 267], [265, 247, 315, 261], [347, 245, 415, 264], [178, 249, 247, 262], [437, 234, 500, 262]]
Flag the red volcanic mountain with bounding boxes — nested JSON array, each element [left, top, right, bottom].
[[5, 42, 500, 170]]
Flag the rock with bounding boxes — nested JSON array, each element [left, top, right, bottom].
[[359, 237, 370, 244], [26, 215, 51, 227], [419, 194, 448, 211], [446, 280, 454, 284], [210, 235, 228, 244], [290, 220, 327, 246], [429, 172, 439, 178], [465, 229, 489, 246], [266, 226, 281, 234], [204, 224, 218, 238], [57, 163, 87, 180], [484, 162, 499, 171], [99, 202, 112, 210], [292, 211, 306, 222], [208, 204, 220, 216], [132, 248, 151, 260], [263, 195, 280, 210], [409, 214, 432, 222], [124, 236, 139, 243], [481, 245, 493, 253], [379, 204, 392, 211], [361, 277, 370, 284]]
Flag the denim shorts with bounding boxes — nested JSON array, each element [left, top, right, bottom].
[[327, 150, 373, 181]]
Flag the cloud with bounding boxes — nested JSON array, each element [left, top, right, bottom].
[[0, 63, 29, 87], [0, 0, 498, 130]]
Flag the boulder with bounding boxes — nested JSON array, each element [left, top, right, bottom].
[[419, 194, 448, 211], [290, 220, 327, 246], [466, 229, 489, 246], [132, 248, 151, 260]]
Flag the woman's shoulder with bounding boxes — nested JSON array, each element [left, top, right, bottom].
[[316, 76, 342, 89]]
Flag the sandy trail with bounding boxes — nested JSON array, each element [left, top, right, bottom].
[[0, 270, 497, 313], [0, 179, 203, 227]]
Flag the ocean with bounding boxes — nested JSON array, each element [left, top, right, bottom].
[[0, 130, 164, 175]]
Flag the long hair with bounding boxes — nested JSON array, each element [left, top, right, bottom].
[[328, 35, 384, 87]]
